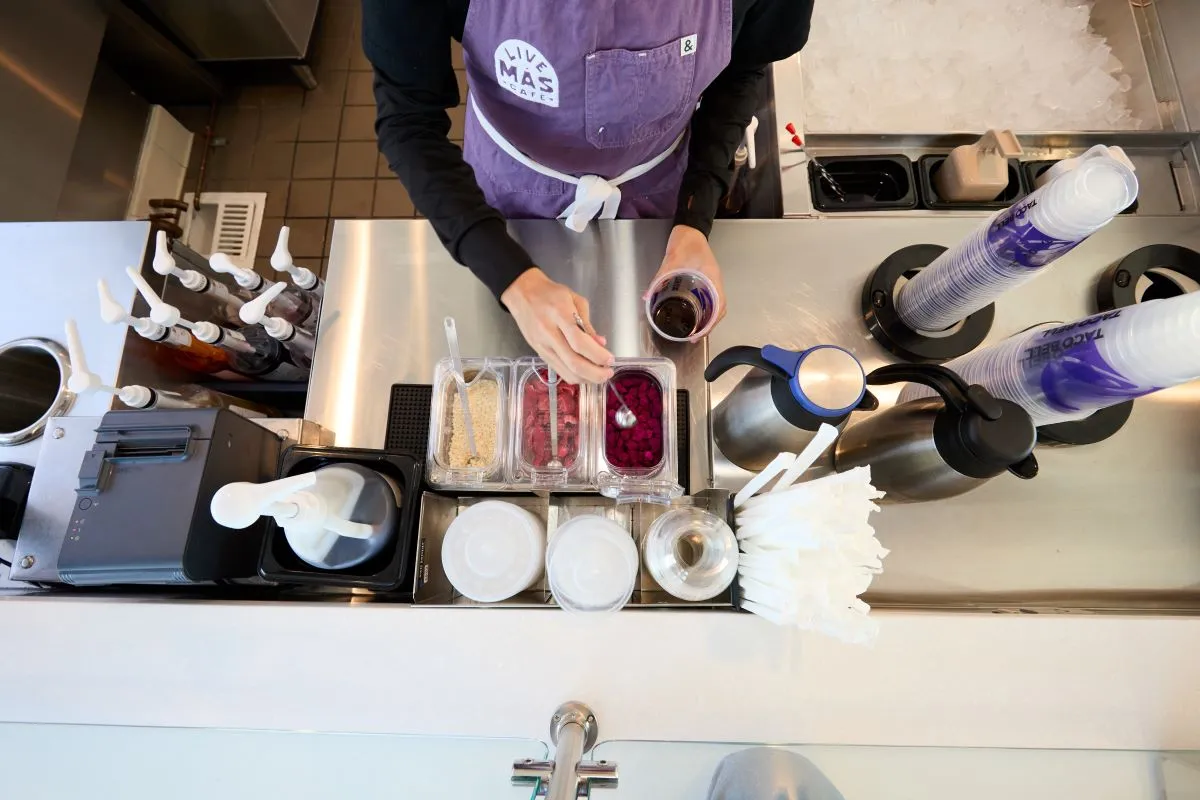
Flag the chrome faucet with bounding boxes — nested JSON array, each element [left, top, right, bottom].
[[512, 702, 618, 798]]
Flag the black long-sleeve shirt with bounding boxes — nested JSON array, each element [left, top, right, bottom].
[[362, 0, 813, 300]]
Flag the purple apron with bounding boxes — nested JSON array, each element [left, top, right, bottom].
[[461, 0, 733, 229]]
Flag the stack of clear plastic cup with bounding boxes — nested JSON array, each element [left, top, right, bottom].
[[896, 148, 1138, 333], [899, 291, 1200, 425], [642, 508, 738, 602]]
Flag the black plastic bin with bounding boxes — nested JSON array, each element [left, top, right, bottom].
[[258, 445, 424, 594], [809, 155, 918, 211], [918, 155, 1027, 210]]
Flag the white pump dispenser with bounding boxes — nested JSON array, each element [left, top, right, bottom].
[[97, 279, 168, 340], [239, 281, 296, 340], [210, 466, 400, 569], [124, 266, 226, 342], [152, 231, 206, 291], [209, 252, 264, 290], [125, 266, 185, 327], [270, 226, 322, 292], [64, 318, 160, 409]]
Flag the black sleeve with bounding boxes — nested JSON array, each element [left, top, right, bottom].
[[362, 0, 533, 300], [674, 0, 814, 236]]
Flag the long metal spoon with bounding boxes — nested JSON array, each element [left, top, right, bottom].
[[569, 312, 637, 429], [607, 382, 637, 429], [547, 366, 561, 469], [444, 316, 478, 460]]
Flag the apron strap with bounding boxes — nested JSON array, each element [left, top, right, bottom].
[[471, 95, 685, 232]]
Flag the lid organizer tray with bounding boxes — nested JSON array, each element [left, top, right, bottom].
[[412, 489, 736, 610]]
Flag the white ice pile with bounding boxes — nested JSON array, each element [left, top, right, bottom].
[[802, 0, 1144, 132]]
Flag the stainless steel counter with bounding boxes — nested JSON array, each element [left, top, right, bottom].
[[310, 216, 1200, 612], [306, 220, 710, 493]]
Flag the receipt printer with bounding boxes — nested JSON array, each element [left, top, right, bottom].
[[57, 408, 281, 585]]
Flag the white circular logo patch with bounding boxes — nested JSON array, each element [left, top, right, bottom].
[[494, 39, 559, 108]]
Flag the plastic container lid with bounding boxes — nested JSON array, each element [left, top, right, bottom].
[[442, 501, 545, 603], [546, 514, 638, 613]]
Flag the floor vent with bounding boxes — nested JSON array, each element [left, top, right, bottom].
[[180, 191, 268, 270]]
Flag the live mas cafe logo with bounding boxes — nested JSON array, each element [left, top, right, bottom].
[[494, 39, 559, 108]]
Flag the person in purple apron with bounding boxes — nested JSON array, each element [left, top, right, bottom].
[[363, 0, 813, 384]]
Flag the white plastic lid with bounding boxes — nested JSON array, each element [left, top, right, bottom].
[[546, 514, 638, 613], [1036, 145, 1138, 239], [442, 501, 545, 603]]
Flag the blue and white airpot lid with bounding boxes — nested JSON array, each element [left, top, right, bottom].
[[761, 344, 867, 417]]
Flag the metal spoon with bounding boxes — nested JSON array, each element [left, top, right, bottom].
[[443, 316, 478, 460], [607, 381, 637, 429], [567, 311, 637, 430], [547, 366, 561, 469]]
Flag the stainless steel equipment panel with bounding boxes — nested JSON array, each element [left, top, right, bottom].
[[307, 220, 710, 495], [311, 217, 1200, 612], [706, 215, 1200, 611]]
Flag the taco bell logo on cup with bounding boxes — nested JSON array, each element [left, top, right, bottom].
[[646, 270, 718, 342]]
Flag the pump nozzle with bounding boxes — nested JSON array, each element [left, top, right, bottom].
[[209, 471, 375, 540], [65, 318, 104, 395], [97, 280, 136, 327], [98, 279, 169, 341], [270, 226, 320, 291], [239, 281, 296, 340], [210, 472, 318, 529], [63, 318, 159, 408], [239, 280, 286, 325], [152, 231, 205, 291], [209, 252, 262, 290], [125, 266, 184, 327]]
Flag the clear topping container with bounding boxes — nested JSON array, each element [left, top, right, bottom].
[[426, 357, 510, 489], [596, 358, 682, 504], [509, 357, 593, 489]]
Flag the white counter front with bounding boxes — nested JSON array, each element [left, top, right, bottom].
[[0, 598, 1197, 751]]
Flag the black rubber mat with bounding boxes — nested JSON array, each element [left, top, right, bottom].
[[384, 383, 434, 456]]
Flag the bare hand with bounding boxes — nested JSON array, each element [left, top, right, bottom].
[[647, 225, 727, 326], [501, 268, 614, 384]]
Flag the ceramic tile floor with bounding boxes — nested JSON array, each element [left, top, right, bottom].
[[172, 0, 468, 281]]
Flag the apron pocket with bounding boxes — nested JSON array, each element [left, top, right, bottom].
[[584, 38, 697, 150]]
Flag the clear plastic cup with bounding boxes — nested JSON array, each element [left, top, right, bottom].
[[645, 270, 720, 342], [441, 501, 545, 603], [896, 149, 1138, 332], [546, 514, 638, 613], [898, 292, 1200, 425], [642, 508, 738, 602]]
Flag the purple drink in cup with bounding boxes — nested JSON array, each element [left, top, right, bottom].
[[645, 270, 719, 342]]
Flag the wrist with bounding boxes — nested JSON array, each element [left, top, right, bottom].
[[500, 267, 546, 308]]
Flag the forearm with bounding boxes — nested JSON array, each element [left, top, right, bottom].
[[674, 64, 768, 237]]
